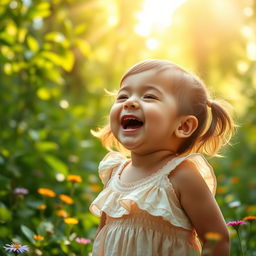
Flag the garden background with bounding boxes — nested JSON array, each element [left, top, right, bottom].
[[0, 0, 256, 255]]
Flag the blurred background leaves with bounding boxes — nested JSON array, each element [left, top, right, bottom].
[[0, 0, 255, 255]]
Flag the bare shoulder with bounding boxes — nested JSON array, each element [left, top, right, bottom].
[[168, 159, 209, 198], [169, 158, 229, 247]]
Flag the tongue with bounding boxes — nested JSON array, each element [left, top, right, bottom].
[[125, 119, 143, 129], [126, 124, 142, 129]]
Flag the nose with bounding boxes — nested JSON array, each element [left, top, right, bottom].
[[123, 98, 139, 110]]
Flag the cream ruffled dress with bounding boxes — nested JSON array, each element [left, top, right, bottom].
[[89, 152, 216, 256]]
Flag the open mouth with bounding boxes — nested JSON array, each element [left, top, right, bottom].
[[121, 116, 144, 130]]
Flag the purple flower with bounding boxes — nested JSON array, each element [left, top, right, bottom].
[[75, 237, 91, 244], [14, 188, 29, 195], [3, 243, 29, 254]]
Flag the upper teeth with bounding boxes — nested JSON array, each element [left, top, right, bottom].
[[124, 117, 138, 121]]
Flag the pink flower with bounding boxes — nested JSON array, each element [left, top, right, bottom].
[[14, 187, 29, 195], [227, 220, 246, 226], [75, 237, 91, 244], [227, 220, 246, 230]]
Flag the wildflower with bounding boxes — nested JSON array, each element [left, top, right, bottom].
[[83, 193, 93, 200], [227, 220, 247, 255], [56, 209, 69, 218], [89, 184, 101, 192], [3, 243, 29, 253], [14, 188, 29, 195], [205, 232, 222, 241], [228, 200, 241, 208], [75, 237, 91, 244], [64, 217, 79, 225], [37, 204, 47, 210], [59, 194, 74, 204], [216, 186, 227, 194], [38, 188, 56, 197], [227, 220, 246, 226], [230, 176, 239, 184], [227, 220, 246, 231], [243, 216, 256, 222], [34, 235, 44, 241], [67, 175, 82, 183], [246, 205, 255, 213]]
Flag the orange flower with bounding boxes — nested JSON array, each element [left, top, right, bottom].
[[89, 184, 101, 192], [34, 235, 44, 241], [59, 194, 74, 204], [243, 216, 256, 222], [38, 188, 56, 197], [67, 175, 82, 183], [37, 204, 47, 210], [83, 193, 93, 200], [64, 217, 78, 225], [56, 209, 69, 218], [205, 232, 222, 241], [246, 205, 255, 213], [230, 177, 239, 184], [216, 186, 227, 194]]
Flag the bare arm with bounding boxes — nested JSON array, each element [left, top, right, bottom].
[[95, 211, 106, 238], [170, 161, 230, 256]]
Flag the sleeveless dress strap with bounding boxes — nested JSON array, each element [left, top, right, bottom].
[[163, 154, 216, 195]]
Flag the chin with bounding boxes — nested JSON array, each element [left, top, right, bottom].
[[119, 141, 140, 151]]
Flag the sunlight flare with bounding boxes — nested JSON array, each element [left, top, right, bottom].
[[135, 0, 187, 37]]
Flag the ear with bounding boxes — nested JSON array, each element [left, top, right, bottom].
[[175, 115, 198, 138]]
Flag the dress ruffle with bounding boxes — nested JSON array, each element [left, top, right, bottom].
[[98, 151, 126, 186], [89, 183, 193, 229], [89, 151, 216, 231]]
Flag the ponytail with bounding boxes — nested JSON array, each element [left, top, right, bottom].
[[196, 100, 235, 156]]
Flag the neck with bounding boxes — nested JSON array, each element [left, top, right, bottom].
[[130, 150, 177, 169]]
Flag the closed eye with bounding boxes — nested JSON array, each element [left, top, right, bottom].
[[116, 94, 128, 101], [144, 94, 158, 100]]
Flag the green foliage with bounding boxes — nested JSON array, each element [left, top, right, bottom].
[[0, 0, 256, 255]]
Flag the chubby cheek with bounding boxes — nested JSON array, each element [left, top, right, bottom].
[[147, 108, 166, 124], [109, 105, 120, 136], [146, 109, 172, 133]]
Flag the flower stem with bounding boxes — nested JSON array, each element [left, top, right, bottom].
[[245, 223, 252, 254], [236, 229, 245, 256], [80, 245, 85, 255]]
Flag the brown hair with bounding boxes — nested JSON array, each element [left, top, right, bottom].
[[92, 59, 235, 156]]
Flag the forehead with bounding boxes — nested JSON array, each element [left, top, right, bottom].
[[120, 69, 177, 92]]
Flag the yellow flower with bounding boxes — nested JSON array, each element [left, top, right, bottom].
[[67, 175, 82, 183], [34, 235, 44, 241], [64, 217, 78, 225], [56, 209, 69, 218], [205, 232, 222, 241], [59, 194, 74, 204], [37, 204, 47, 210], [38, 188, 56, 197]]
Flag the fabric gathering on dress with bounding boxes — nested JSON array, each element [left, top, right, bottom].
[[89, 151, 217, 256]]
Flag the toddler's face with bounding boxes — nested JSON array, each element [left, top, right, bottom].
[[110, 68, 182, 154]]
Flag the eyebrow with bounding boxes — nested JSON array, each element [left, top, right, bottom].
[[119, 84, 163, 94]]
